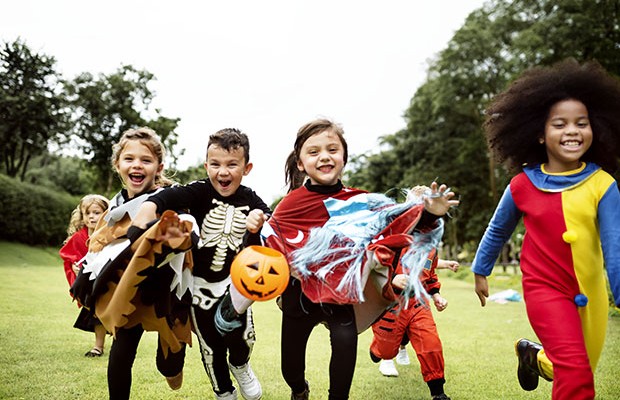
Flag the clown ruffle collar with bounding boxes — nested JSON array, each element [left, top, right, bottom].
[[523, 162, 601, 192]]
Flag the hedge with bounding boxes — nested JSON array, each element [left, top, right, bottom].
[[0, 174, 78, 246]]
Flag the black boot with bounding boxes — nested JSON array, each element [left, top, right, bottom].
[[291, 380, 309, 400], [515, 338, 543, 391]]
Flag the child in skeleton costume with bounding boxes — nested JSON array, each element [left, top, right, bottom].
[[256, 119, 459, 400], [132, 128, 269, 400], [70, 127, 196, 400], [472, 60, 620, 400]]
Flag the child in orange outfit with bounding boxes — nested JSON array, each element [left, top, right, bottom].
[[370, 248, 453, 400]]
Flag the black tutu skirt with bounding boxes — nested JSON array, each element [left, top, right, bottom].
[[73, 307, 103, 333]]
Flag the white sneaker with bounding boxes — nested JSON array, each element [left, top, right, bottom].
[[230, 362, 262, 400], [216, 388, 238, 400], [379, 359, 399, 377], [395, 347, 411, 365]]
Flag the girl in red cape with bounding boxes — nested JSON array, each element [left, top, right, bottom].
[[262, 119, 458, 400], [59, 194, 109, 356]]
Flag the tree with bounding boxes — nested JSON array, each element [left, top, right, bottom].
[[64, 65, 181, 192], [346, 0, 620, 255], [0, 39, 68, 180]]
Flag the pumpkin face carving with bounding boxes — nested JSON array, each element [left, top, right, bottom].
[[231, 245, 289, 301]]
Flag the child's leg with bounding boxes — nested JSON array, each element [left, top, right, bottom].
[[526, 291, 595, 400], [192, 303, 237, 395], [155, 338, 186, 378], [230, 284, 255, 314], [325, 304, 358, 400], [225, 306, 256, 367], [408, 305, 446, 396], [107, 325, 143, 400], [370, 305, 406, 360], [281, 311, 316, 394], [94, 323, 106, 351]]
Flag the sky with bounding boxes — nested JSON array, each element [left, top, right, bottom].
[[2, 0, 486, 203]]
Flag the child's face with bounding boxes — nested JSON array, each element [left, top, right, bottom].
[[204, 145, 252, 197], [543, 99, 593, 173], [115, 140, 163, 198], [82, 203, 105, 231], [296, 129, 346, 187]]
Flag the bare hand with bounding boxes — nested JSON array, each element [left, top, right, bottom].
[[424, 182, 459, 216], [391, 274, 409, 290], [246, 209, 268, 233], [71, 262, 81, 275], [437, 259, 459, 272], [474, 273, 489, 307], [433, 294, 448, 311], [156, 210, 189, 241]]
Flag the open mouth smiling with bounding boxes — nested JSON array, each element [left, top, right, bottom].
[[561, 139, 582, 149], [129, 173, 145, 184]]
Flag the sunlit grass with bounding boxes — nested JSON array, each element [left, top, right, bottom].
[[0, 242, 618, 399]]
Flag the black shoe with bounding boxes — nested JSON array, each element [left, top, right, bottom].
[[369, 350, 381, 363], [515, 338, 543, 391], [291, 380, 309, 400], [432, 394, 451, 400]]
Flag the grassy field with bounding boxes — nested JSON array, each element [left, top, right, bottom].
[[0, 240, 619, 399]]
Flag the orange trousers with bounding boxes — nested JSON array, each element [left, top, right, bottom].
[[370, 301, 444, 382]]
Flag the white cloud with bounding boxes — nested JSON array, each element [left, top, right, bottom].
[[2, 0, 485, 203]]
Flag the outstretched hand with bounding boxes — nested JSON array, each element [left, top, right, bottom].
[[423, 182, 459, 216], [156, 210, 190, 242], [437, 259, 459, 272]]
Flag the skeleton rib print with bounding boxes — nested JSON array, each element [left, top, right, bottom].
[[198, 199, 249, 272]]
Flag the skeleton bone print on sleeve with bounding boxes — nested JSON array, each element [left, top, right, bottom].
[[198, 199, 249, 272]]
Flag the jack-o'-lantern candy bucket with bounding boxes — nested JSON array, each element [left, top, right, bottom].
[[230, 245, 290, 301]]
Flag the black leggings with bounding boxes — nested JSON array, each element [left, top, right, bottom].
[[281, 303, 358, 400], [107, 325, 186, 400]]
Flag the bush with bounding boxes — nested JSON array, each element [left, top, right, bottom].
[[0, 174, 78, 246]]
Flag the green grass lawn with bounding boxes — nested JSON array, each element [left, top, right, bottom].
[[0, 241, 618, 399]]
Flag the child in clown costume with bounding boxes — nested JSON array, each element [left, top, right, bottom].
[[259, 118, 459, 400], [472, 59, 620, 400]]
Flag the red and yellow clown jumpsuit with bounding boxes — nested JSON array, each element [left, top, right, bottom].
[[370, 248, 446, 385], [472, 163, 620, 400]]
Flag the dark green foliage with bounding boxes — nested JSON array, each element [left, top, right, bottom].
[[64, 65, 182, 193], [170, 164, 205, 185], [346, 0, 620, 252], [0, 38, 69, 180], [0, 174, 77, 246], [24, 153, 101, 197]]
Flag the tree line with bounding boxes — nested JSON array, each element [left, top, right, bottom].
[[0, 38, 184, 195], [345, 0, 620, 258], [2, 0, 620, 257]]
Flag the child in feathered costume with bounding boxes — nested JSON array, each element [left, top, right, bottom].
[[260, 119, 458, 400], [70, 127, 197, 399]]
